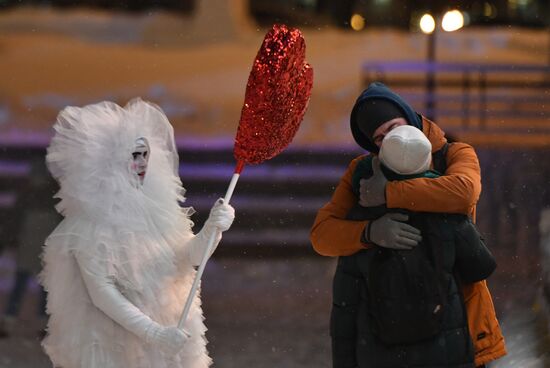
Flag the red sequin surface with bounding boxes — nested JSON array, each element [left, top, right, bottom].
[[234, 24, 313, 165]]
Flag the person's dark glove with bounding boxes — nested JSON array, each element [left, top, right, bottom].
[[366, 213, 422, 250], [359, 157, 387, 207]]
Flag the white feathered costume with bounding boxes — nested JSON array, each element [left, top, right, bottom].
[[40, 99, 233, 368]]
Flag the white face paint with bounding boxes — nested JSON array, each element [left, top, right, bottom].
[[131, 137, 150, 185]]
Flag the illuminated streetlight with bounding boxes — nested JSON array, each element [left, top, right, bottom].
[[419, 13, 435, 34], [350, 14, 366, 31], [417, 9, 466, 119], [442, 10, 464, 32]]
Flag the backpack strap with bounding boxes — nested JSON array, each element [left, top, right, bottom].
[[432, 142, 449, 175], [426, 216, 449, 313]]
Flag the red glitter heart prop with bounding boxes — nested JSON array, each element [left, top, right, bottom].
[[176, 25, 313, 329], [234, 24, 313, 168]]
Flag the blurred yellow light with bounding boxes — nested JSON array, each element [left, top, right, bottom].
[[462, 11, 471, 26], [419, 14, 435, 34], [442, 10, 464, 32], [350, 14, 366, 31], [485, 2, 498, 17]]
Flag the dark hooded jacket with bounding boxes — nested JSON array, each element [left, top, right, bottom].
[[350, 82, 423, 153], [332, 154, 498, 368]]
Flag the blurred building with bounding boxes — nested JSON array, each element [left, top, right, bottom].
[[0, 0, 195, 12], [249, 0, 549, 29], [0, 0, 548, 29]]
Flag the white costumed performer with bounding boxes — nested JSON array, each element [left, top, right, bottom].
[[40, 99, 234, 368]]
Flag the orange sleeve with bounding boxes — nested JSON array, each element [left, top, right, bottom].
[[310, 156, 372, 257], [386, 142, 481, 215]]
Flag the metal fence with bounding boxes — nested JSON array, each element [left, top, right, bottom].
[[362, 61, 550, 131]]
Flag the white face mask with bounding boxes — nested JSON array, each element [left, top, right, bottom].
[[131, 137, 150, 185]]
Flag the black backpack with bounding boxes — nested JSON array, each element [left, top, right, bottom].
[[346, 143, 495, 346], [363, 210, 496, 346], [363, 212, 452, 345], [361, 144, 452, 345]]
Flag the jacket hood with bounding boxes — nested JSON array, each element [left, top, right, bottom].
[[350, 82, 423, 153]]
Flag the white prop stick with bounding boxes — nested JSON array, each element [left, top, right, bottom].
[[177, 171, 241, 330]]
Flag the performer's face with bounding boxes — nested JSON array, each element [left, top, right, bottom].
[[131, 138, 150, 185], [372, 118, 407, 148]]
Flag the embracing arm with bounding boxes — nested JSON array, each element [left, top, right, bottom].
[[386, 142, 481, 215], [310, 156, 371, 257]]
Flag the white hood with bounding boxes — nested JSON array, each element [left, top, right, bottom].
[[46, 98, 192, 234]]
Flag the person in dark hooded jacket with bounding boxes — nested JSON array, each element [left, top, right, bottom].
[[311, 82, 506, 368], [333, 124, 497, 368]]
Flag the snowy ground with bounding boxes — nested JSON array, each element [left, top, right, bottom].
[[0, 255, 548, 368]]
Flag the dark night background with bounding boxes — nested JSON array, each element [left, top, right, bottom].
[[0, 0, 549, 367]]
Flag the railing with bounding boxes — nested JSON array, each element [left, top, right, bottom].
[[0, 140, 359, 256], [1, 142, 549, 259], [361, 61, 550, 130]]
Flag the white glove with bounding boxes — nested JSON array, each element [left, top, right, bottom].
[[75, 246, 182, 348], [205, 198, 235, 232], [187, 198, 235, 266], [145, 324, 190, 356]]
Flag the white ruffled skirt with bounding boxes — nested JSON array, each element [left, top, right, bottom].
[[40, 217, 211, 368]]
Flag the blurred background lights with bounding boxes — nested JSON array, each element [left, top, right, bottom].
[[485, 2, 498, 18], [419, 13, 435, 34], [462, 11, 471, 26], [350, 13, 365, 31], [442, 10, 464, 32]]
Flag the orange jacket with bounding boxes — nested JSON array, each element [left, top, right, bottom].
[[310, 118, 506, 366]]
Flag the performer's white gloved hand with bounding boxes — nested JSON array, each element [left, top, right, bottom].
[[187, 198, 235, 266], [145, 324, 190, 356], [75, 247, 182, 348], [205, 198, 235, 232]]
